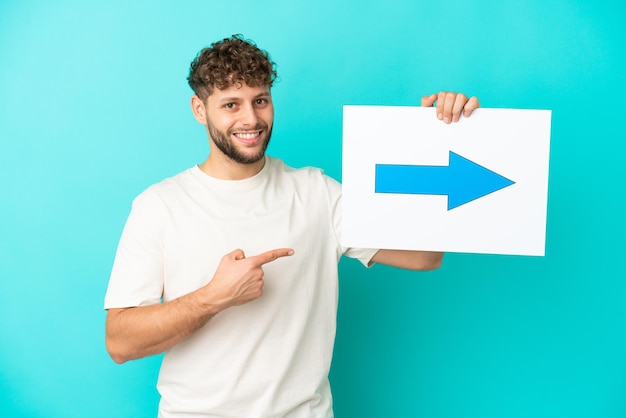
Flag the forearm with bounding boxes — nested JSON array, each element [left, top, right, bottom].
[[105, 286, 222, 364], [370, 249, 444, 271], [105, 248, 293, 363]]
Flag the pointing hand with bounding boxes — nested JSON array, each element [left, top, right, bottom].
[[205, 248, 295, 309]]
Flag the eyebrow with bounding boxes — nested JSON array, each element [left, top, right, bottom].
[[218, 92, 271, 104]]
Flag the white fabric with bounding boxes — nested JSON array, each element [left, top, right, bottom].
[[104, 157, 377, 417]]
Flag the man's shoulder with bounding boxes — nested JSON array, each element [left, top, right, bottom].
[[267, 156, 335, 184], [132, 166, 197, 204], [266, 157, 342, 205]]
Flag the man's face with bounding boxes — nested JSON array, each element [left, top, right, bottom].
[[204, 83, 274, 165]]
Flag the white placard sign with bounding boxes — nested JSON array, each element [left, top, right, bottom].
[[341, 106, 551, 256]]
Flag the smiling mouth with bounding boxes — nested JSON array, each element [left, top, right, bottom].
[[233, 131, 263, 144]]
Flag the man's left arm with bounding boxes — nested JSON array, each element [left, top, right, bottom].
[[370, 91, 480, 271], [370, 249, 444, 271]]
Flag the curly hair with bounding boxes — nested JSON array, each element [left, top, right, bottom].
[[187, 34, 277, 101]]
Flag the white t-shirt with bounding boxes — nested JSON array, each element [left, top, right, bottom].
[[105, 157, 377, 417]]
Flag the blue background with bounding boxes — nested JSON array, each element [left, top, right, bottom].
[[1, 1, 624, 417]]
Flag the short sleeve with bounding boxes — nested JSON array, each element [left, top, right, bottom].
[[104, 189, 166, 309], [323, 175, 378, 267]]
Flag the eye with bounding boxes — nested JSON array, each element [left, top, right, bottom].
[[255, 98, 269, 106], [224, 102, 236, 109]]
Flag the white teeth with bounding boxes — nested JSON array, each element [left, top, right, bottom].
[[236, 132, 259, 139]]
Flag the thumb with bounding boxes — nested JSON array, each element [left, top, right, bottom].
[[421, 93, 437, 107], [229, 249, 246, 261]]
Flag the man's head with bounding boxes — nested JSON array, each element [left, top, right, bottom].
[[188, 35, 277, 168], [187, 34, 277, 102]]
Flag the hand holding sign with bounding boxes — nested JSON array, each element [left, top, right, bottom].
[[421, 92, 481, 123]]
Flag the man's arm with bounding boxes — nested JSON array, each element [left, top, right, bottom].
[[105, 248, 294, 364], [370, 249, 443, 271], [366, 92, 479, 272]]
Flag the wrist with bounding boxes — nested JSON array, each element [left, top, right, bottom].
[[192, 282, 231, 318]]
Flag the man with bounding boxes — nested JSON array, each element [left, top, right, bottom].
[[105, 34, 479, 417]]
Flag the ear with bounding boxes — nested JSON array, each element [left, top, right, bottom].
[[190, 95, 207, 124]]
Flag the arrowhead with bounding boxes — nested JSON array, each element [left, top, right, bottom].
[[447, 152, 515, 210]]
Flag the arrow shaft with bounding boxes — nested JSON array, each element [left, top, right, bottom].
[[375, 164, 452, 195]]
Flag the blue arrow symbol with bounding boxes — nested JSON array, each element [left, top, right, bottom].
[[375, 151, 515, 210]]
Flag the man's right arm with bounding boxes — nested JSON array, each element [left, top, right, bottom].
[[105, 247, 294, 364]]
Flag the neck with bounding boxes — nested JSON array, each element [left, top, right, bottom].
[[198, 153, 266, 180]]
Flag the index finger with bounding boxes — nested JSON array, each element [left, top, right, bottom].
[[463, 96, 480, 117], [248, 248, 295, 266]]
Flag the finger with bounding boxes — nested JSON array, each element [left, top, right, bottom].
[[228, 249, 246, 260], [463, 96, 480, 117], [421, 93, 437, 107], [451, 93, 468, 122], [441, 92, 456, 124], [249, 248, 295, 266], [435, 91, 446, 120]]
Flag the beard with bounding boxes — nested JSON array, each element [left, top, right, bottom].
[[207, 119, 272, 165]]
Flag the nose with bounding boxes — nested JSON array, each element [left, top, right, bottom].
[[239, 103, 259, 127]]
